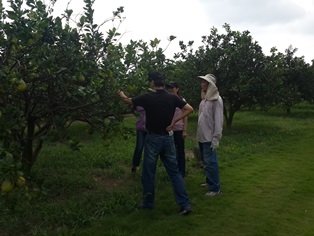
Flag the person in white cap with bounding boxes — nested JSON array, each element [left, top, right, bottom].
[[196, 74, 224, 196]]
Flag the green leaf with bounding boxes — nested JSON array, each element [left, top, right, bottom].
[[6, 11, 18, 20]]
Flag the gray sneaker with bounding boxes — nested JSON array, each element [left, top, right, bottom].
[[179, 207, 192, 215], [205, 190, 221, 197], [200, 183, 208, 188]]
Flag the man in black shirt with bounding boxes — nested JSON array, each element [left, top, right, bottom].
[[118, 72, 194, 215]]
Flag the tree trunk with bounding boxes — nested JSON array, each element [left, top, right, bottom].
[[21, 117, 50, 175], [224, 106, 236, 130], [22, 117, 36, 175]]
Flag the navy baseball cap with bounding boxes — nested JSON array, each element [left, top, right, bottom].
[[148, 72, 165, 82]]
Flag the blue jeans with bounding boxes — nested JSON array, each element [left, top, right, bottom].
[[132, 130, 147, 167], [199, 142, 220, 192], [173, 131, 186, 177], [141, 134, 190, 209]]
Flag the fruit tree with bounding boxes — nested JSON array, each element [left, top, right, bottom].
[[0, 0, 174, 174]]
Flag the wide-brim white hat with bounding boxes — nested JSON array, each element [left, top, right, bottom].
[[197, 74, 216, 84], [197, 74, 219, 101]]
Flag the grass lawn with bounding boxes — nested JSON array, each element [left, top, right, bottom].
[[1, 103, 314, 236]]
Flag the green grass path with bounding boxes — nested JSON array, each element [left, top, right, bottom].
[[79, 115, 314, 236], [214, 124, 314, 236]]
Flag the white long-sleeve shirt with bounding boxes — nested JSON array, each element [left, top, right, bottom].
[[196, 96, 224, 146]]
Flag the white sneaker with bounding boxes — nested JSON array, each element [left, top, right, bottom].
[[199, 183, 208, 188], [205, 190, 221, 197]]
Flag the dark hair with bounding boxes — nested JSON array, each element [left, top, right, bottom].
[[166, 81, 182, 98], [166, 81, 179, 89]]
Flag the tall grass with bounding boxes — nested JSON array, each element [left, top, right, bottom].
[[0, 104, 313, 236]]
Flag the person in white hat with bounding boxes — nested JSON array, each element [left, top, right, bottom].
[[196, 74, 224, 196]]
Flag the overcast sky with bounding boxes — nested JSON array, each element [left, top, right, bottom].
[[5, 0, 314, 62]]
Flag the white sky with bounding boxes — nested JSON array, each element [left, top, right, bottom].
[[4, 0, 314, 62]]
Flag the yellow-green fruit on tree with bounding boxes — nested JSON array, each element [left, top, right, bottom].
[[15, 176, 26, 188], [103, 139, 111, 147], [17, 79, 27, 91], [11, 78, 18, 84], [5, 151, 13, 158], [78, 74, 85, 82], [1, 179, 14, 193]]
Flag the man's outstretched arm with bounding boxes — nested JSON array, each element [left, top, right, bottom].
[[117, 91, 133, 105]]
